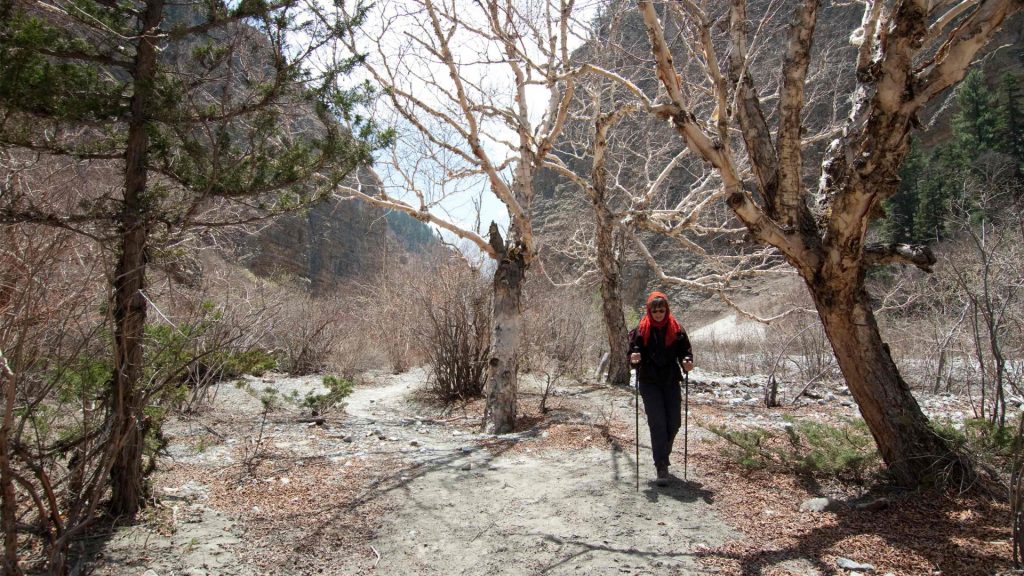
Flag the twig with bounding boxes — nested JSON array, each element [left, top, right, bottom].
[[370, 545, 381, 567], [789, 368, 830, 405]]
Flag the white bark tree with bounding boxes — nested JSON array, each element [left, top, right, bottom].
[[632, 0, 1022, 487], [334, 0, 594, 432]]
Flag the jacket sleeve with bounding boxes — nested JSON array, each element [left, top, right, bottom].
[[627, 328, 641, 359], [676, 329, 693, 363]]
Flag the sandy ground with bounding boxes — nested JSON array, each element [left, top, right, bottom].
[[88, 370, 737, 576]]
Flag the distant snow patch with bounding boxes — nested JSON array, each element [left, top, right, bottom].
[[689, 314, 766, 344]]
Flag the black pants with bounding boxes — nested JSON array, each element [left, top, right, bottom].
[[639, 379, 682, 468]]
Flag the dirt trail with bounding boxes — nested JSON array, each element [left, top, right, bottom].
[[91, 371, 736, 575]]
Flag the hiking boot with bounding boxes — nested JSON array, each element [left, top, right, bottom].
[[656, 465, 669, 486]]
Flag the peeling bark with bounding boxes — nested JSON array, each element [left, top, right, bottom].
[[483, 225, 526, 434], [636, 0, 1022, 488], [592, 112, 630, 386]]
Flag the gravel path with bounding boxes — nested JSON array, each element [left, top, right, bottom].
[[89, 370, 737, 575]]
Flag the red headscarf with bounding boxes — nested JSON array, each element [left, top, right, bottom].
[[637, 291, 681, 347]]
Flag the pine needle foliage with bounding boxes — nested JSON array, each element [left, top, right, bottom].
[[709, 416, 881, 483]]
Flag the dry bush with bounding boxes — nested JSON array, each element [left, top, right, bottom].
[[414, 260, 491, 403], [761, 315, 838, 383], [521, 281, 602, 409], [347, 257, 439, 375], [265, 282, 349, 376], [692, 327, 765, 377], [1, 224, 111, 573], [142, 255, 284, 410]]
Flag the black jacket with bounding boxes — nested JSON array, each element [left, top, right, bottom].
[[628, 325, 692, 386]]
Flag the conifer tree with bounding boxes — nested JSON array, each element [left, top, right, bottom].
[[994, 73, 1024, 175], [883, 142, 924, 244], [0, 0, 384, 518], [954, 69, 1001, 152]]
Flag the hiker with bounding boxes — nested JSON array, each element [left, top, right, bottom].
[[629, 291, 693, 486]]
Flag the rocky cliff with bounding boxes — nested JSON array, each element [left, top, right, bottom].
[[242, 167, 436, 291]]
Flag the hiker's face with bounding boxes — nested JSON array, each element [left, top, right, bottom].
[[650, 305, 667, 320]]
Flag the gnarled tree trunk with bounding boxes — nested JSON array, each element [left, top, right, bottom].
[[483, 225, 527, 434], [809, 279, 958, 486], [592, 119, 630, 387], [635, 0, 1021, 489]]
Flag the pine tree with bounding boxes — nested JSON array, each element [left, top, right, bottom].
[[1, 0, 386, 518], [993, 73, 1024, 176], [953, 69, 1000, 153], [912, 146, 954, 243], [882, 141, 924, 243]]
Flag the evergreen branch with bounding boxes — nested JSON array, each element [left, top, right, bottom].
[[31, 46, 131, 68], [0, 138, 124, 160]]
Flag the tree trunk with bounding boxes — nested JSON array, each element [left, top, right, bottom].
[[809, 280, 966, 487], [108, 0, 163, 518], [594, 206, 629, 386], [0, 353, 21, 576], [591, 112, 630, 386], [483, 229, 526, 434]]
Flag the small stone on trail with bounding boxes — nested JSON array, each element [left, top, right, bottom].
[[410, 440, 420, 447], [799, 497, 839, 512], [836, 557, 875, 572], [142, 570, 159, 576], [342, 435, 353, 443], [461, 463, 472, 471]]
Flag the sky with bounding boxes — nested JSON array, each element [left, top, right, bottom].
[[334, 0, 603, 251]]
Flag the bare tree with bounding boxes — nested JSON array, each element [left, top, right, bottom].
[[942, 165, 1023, 427], [334, 0, 595, 432], [630, 0, 1022, 487]]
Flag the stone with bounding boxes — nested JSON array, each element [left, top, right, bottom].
[[799, 497, 840, 512], [836, 557, 874, 572]]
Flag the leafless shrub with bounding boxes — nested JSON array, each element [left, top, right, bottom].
[[691, 328, 763, 376], [764, 317, 838, 383], [348, 258, 437, 375], [266, 281, 348, 376], [142, 259, 283, 411], [521, 282, 598, 411], [1, 224, 111, 574], [416, 262, 491, 403]]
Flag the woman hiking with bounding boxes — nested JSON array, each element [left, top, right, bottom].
[[629, 291, 693, 486]]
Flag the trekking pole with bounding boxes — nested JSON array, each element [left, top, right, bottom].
[[683, 368, 690, 481], [634, 367, 640, 492]]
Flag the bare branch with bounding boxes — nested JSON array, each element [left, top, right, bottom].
[[863, 242, 937, 273]]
